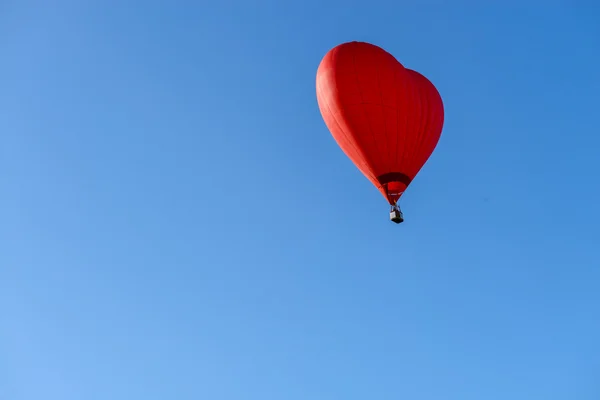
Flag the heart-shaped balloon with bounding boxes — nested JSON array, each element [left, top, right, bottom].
[[316, 41, 444, 214]]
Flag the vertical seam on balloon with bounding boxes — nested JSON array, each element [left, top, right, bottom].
[[406, 75, 430, 177], [393, 64, 400, 176], [420, 82, 442, 175], [394, 67, 404, 173], [420, 84, 433, 174], [316, 55, 375, 181], [397, 69, 414, 176], [424, 87, 436, 168], [317, 82, 369, 177], [320, 47, 368, 169], [407, 73, 425, 177], [422, 93, 443, 169], [388, 61, 401, 204], [374, 48, 391, 176], [350, 42, 380, 176], [413, 81, 443, 180], [413, 77, 428, 176]]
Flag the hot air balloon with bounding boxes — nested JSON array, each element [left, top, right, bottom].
[[316, 41, 444, 224]]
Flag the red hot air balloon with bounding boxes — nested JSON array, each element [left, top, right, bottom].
[[316, 41, 445, 224]]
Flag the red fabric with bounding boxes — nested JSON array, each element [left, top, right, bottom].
[[316, 41, 445, 205]]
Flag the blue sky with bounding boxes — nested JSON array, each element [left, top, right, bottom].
[[2, 1, 600, 399]]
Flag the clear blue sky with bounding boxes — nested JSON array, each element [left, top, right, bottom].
[[2, 2, 600, 399]]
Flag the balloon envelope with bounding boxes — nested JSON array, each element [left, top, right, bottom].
[[316, 41, 444, 205]]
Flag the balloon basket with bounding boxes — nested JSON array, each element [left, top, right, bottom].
[[390, 206, 404, 224]]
